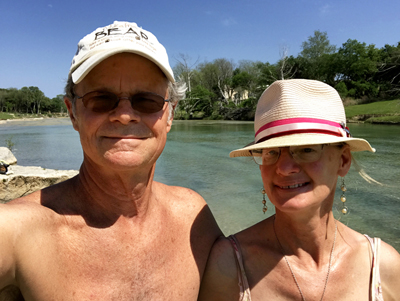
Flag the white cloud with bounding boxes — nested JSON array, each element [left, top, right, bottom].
[[319, 4, 331, 16], [221, 17, 237, 27]]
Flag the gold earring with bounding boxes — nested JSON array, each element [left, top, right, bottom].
[[340, 178, 348, 215], [261, 188, 268, 214]]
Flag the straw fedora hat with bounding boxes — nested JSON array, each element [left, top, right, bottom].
[[230, 79, 375, 158]]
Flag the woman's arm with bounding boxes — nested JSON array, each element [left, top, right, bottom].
[[380, 240, 400, 300], [198, 236, 240, 301]]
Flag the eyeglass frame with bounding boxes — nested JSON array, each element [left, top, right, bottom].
[[250, 143, 345, 166], [73, 90, 170, 114]]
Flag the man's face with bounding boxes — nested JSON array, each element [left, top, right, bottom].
[[66, 53, 171, 171]]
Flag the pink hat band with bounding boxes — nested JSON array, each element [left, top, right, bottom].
[[255, 117, 350, 143]]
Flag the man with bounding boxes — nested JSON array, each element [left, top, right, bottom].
[[0, 21, 221, 300]]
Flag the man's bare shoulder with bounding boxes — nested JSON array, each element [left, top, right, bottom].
[[153, 181, 222, 267], [0, 198, 58, 230], [153, 181, 221, 234], [153, 181, 207, 213], [1, 178, 76, 233]]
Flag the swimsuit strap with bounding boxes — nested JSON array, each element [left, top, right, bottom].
[[228, 235, 252, 301], [364, 234, 384, 301]]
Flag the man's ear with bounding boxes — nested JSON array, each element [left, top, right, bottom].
[[64, 96, 79, 131], [166, 103, 177, 132], [338, 145, 352, 177]]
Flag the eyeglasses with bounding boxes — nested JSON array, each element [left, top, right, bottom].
[[251, 144, 329, 166], [75, 91, 169, 114]]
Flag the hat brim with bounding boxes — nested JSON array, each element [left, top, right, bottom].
[[229, 133, 375, 158], [71, 48, 175, 84]]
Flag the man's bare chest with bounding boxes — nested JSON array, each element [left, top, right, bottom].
[[17, 223, 199, 300]]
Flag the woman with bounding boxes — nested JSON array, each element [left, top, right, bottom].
[[199, 79, 400, 300]]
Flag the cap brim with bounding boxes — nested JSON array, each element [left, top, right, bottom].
[[71, 48, 175, 84]]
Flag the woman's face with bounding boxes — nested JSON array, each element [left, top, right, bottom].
[[260, 144, 351, 214]]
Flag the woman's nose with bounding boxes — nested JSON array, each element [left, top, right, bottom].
[[275, 148, 301, 175]]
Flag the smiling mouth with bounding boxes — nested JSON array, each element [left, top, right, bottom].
[[104, 136, 146, 139], [279, 183, 308, 189]]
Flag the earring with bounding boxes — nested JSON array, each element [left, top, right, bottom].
[[340, 177, 348, 215], [261, 188, 268, 214]]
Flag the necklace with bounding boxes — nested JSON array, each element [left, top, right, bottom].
[[272, 218, 337, 301]]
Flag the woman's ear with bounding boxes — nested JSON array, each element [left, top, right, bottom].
[[338, 145, 352, 177]]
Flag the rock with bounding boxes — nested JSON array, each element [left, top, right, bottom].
[[0, 165, 79, 203], [0, 147, 17, 165]]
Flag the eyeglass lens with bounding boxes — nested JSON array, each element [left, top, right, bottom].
[[79, 91, 167, 114], [251, 145, 324, 165]]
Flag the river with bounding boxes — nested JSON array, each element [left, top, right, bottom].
[[1, 118, 399, 251]]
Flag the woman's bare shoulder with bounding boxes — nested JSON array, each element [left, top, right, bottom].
[[198, 236, 240, 300]]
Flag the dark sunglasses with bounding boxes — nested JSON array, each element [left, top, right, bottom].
[[75, 91, 169, 114]]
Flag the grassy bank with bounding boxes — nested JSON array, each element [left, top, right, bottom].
[[0, 112, 68, 120], [1, 99, 400, 124], [345, 99, 400, 124]]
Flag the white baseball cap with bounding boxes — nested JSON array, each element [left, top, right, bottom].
[[69, 21, 175, 84]]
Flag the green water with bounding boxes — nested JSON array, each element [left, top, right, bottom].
[[1, 119, 399, 251], [157, 121, 400, 251]]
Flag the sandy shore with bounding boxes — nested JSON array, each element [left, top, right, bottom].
[[0, 117, 72, 127]]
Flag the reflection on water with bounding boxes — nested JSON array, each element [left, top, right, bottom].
[[1, 119, 399, 251]]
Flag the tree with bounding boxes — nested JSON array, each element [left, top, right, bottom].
[[299, 30, 336, 81], [255, 62, 277, 92], [195, 59, 235, 107], [28, 86, 46, 114], [336, 39, 380, 97], [376, 42, 400, 96], [236, 60, 263, 99], [0, 89, 7, 112], [300, 30, 336, 60], [173, 53, 200, 93], [213, 58, 235, 102]]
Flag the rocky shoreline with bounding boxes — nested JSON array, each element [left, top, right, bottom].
[[0, 147, 78, 202]]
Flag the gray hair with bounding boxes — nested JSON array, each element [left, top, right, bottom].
[[64, 75, 186, 121]]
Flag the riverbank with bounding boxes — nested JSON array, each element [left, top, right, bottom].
[[0, 116, 72, 126], [0, 112, 68, 122], [0, 165, 78, 202], [1, 98, 400, 124]]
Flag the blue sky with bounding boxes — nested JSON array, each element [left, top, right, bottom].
[[1, 0, 399, 99]]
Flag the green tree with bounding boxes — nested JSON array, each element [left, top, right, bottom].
[[336, 39, 380, 98], [375, 42, 400, 96], [27, 86, 46, 114], [300, 30, 336, 60], [299, 30, 336, 81]]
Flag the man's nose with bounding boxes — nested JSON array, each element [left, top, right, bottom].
[[109, 98, 141, 124]]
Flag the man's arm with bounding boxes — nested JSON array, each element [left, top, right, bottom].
[[0, 204, 19, 291]]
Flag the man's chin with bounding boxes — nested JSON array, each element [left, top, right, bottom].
[[101, 152, 152, 169]]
